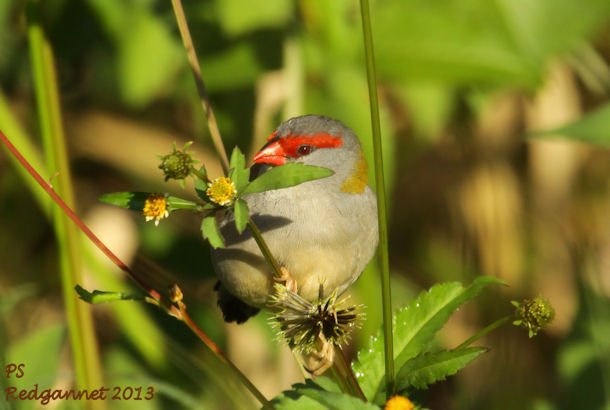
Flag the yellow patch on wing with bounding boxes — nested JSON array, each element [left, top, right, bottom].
[[340, 151, 368, 194]]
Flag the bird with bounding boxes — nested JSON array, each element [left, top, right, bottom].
[[211, 114, 378, 324]]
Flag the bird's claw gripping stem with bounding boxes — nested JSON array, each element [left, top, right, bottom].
[[274, 266, 298, 294]]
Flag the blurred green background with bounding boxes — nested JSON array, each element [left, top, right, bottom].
[[1, 0, 610, 409]]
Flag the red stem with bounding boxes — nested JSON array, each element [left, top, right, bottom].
[[0, 129, 273, 406], [0, 129, 162, 300]]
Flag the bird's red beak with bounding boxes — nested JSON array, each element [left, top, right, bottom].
[[252, 140, 287, 166]]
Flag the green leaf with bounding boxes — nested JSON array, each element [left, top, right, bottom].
[[166, 196, 200, 212], [7, 324, 65, 394], [0, 284, 37, 316], [229, 147, 250, 192], [75, 285, 144, 304], [396, 347, 488, 391], [194, 170, 209, 201], [353, 276, 504, 401], [372, 1, 538, 87], [273, 392, 327, 410], [273, 379, 377, 410], [201, 215, 225, 249], [217, 0, 293, 36], [199, 44, 264, 92], [530, 103, 610, 147], [241, 163, 334, 195], [117, 9, 182, 107], [394, 277, 503, 369], [233, 199, 249, 234], [296, 383, 379, 410], [99, 191, 153, 211]]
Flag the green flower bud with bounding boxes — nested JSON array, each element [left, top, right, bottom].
[[512, 297, 555, 338], [158, 142, 195, 182]]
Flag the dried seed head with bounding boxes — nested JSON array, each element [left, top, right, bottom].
[[269, 284, 362, 354]]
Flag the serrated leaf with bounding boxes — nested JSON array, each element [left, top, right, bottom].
[[273, 393, 327, 410], [353, 276, 503, 401], [393, 277, 503, 369], [195, 175, 209, 202], [201, 215, 224, 249], [229, 146, 246, 171], [241, 163, 334, 195], [272, 377, 340, 410], [229, 147, 250, 192], [233, 199, 249, 234], [99, 191, 152, 210], [530, 103, 610, 147], [273, 379, 377, 410], [296, 386, 379, 410], [396, 347, 488, 391]]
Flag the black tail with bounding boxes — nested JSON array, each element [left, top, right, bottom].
[[214, 281, 260, 324]]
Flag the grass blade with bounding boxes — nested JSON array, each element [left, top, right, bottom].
[[359, 0, 394, 397], [26, 1, 104, 404]]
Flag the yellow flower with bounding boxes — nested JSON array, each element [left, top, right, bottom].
[[143, 193, 169, 226], [206, 177, 237, 206], [385, 395, 415, 410]]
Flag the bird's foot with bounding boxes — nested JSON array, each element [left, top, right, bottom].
[[302, 334, 335, 376], [274, 266, 298, 294]]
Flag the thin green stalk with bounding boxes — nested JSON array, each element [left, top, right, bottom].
[[170, 0, 229, 173], [0, 131, 272, 409], [0, 93, 166, 369], [26, 1, 104, 404], [455, 316, 512, 350], [359, 0, 395, 396], [247, 220, 283, 279], [170, 0, 283, 284], [0, 93, 49, 209], [583, 258, 610, 406]]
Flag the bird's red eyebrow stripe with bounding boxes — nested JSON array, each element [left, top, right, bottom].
[[279, 133, 343, 157]]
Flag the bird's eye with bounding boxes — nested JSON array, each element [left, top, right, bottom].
[[297, 145, 313, 156]]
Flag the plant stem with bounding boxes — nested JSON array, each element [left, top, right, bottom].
[[0, 131, 162, 302], [332, 347, 367, 401], [1, 93, 166, 371], [170, 0, 229, 174], [0, 93, 49, 209], [455, 315, 512, 350], [359, 0, 395, 396], [191, 167, 209, 183], [170, 0, 285, 285], [178, 304, 273, 408], [247, 220, 283, 279], [26, 1, 104, 404], [0, 130, 272, 409]]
